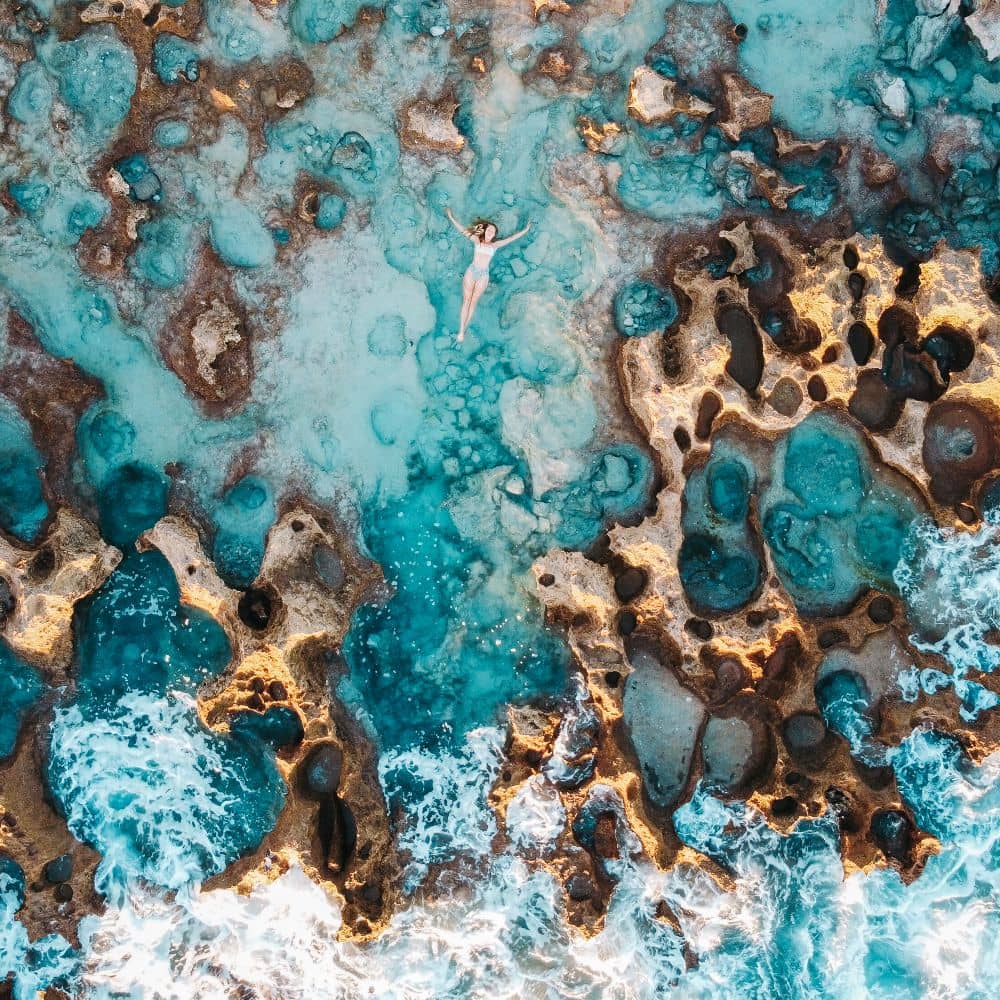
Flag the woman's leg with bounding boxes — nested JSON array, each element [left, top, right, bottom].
[[463, 276, 489, 338], [458, 269, 475, 341]]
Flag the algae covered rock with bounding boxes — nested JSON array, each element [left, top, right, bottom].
[[43, 27, 137, 133], [613, 280, 679, 337]]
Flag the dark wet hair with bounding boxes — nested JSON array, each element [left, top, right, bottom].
[[471, 218, 498, 241]]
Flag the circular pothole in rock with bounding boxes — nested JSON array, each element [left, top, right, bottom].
[[300, 741, 344, 798], [44, 854, 73, 885], [27, 546, 55, 583], [617, 611, 637, 636], [807, 375, 828, 402], [685, 617, 713, 641], [849, 369, 904, 432], [313, 544, 345, 589], [768, 376, 802, 417], [781, 711, 832, 767], [712, 658, 747, 703], [847, 321, 874, 365], [0, 577, 14, 628], [867, 595, 894, 624], [238, 586, 280, 632], [771, 795, 798, 818], [870, 807, 914, 863], [614, 566, 648, 603]]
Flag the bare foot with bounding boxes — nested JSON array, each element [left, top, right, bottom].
[[457, 330, 465, 342]]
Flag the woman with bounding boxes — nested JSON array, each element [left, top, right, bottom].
[[445, 207, 531, 342]]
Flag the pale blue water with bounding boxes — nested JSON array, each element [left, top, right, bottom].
[[1, 0, 1000, 996]]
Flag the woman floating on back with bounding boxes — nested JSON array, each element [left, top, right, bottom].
[[445, 208, 531, 342]]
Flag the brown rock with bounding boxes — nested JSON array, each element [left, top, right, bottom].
[[718, 72, 773, 142], [399, 98, 465, 155], [769, 376, 802, 416]]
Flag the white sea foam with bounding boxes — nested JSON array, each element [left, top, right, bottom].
[[48, 691, 280, 897], [378, 727, 504, 889], [894, 516, 1000, 717], [505, 774, 566, 853], [8, 718, 1000, 1000], [25, 638, 1000, 1000], [1, 882, 77, 1000]]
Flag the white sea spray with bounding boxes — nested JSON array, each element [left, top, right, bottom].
[[48, 691, 279, 897], [2, 719, 993, 1000], [0, 878, 77, 1000], [378, 727, 504, 890], [894, 514, 1000, 717]]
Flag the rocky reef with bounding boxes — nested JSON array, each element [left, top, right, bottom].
[[531, 236, 1000, 922], [2, 0, 1000, 995]]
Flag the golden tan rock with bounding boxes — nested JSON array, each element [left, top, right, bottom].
[[719, 221, 759, 274], [1, 735, 103, 949], [532, 0, 572, 17], [718, 72, 773, 142], [399, 98, 465, 155], [522, 233, 1000, 906], [0, 511, 121, 674], [138, 506, 396, 937], [772, 126, 829, 159], [0, 511, 118, 948], [576, 116, 625, 155], [537, 48, 574, 81], [626, 66, 715, 125], [190, 299, 243, 386]]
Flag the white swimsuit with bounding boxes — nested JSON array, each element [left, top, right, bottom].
[[469, 242, 496, 280]]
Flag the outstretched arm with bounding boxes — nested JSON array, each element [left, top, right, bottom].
[[493, 221, 532, 248], [445, 207, 471, 238]]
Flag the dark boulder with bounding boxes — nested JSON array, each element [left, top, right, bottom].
[[300, 742, 344, 798], [781, 712, 832, 767], [44, 853, 73, 885], [870, 808, 914, 863]]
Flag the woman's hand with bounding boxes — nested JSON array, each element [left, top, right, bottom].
[[445, 206, 470, 237], [495, 221, 532, 247]]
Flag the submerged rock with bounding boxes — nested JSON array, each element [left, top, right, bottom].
[[968, 2, 1000, 60]]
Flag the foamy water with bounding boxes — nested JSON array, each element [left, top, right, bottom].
[[48, 692, 284, 898], [894, 514, 1000, 719], [7, 519, 1000, 998], [40, 732, 1000, 1000]]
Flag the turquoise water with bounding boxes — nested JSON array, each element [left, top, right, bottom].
[[47, 472, 285, 895], [0, 642, 43, 762], [2, 0, 1000, 995], [680, 413, 924, 615], [679, 438, 762, 613]]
